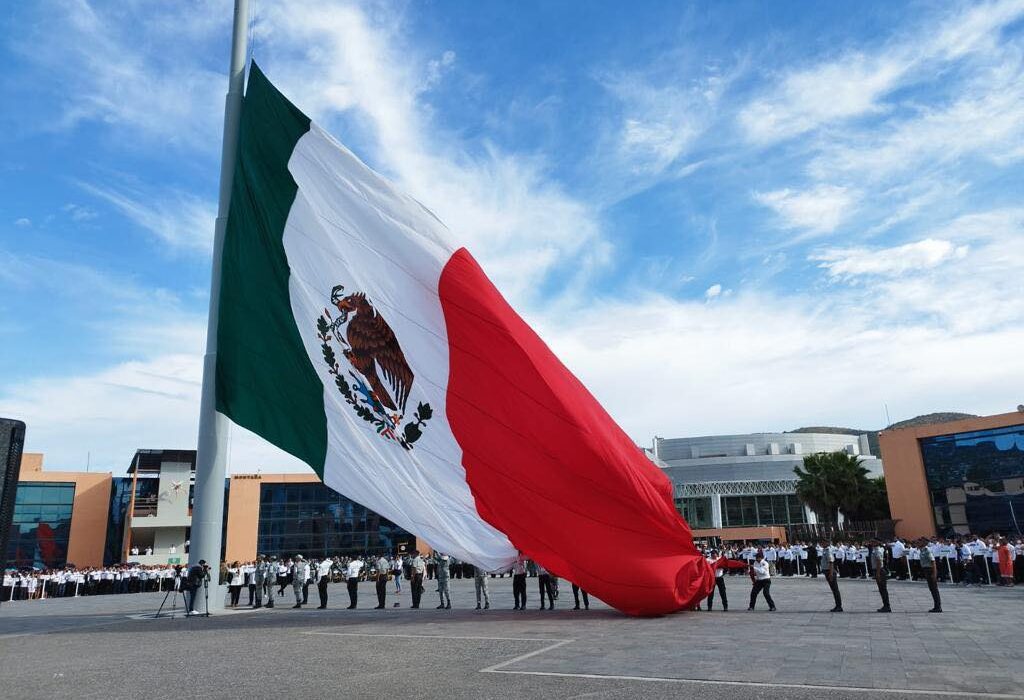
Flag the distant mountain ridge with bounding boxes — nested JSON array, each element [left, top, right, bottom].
[[790, 412, 979, 457]]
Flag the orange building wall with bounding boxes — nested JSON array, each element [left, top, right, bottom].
[[19, 453, 112, 568], [692, 526, 788, 543], [879, 411, 1024, 540]]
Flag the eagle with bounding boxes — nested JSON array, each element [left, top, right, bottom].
[[330, 285, 414, 413]]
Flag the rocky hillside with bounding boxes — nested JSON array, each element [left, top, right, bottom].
[[790, 412, 978, 457]]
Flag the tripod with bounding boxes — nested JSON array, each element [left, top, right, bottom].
[[201, 574, 211, 617], [154, 584, 184, 618]]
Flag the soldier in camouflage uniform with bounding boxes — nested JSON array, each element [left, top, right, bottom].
[[434, 552, 452, 609]]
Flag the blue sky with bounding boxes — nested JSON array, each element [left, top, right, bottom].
[[2, 0, 1023, 473]]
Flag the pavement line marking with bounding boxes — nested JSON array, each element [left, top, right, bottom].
[[307, 626, 1019, 695], [482, 670, 1024, 699], [304, 631, 572, 644], [478, 639, 577, 673]]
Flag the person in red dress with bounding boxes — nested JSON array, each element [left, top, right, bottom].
[[997, 538, 1015, 586]]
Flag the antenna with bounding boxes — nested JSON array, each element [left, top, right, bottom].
[[884, 403, 892, 427]]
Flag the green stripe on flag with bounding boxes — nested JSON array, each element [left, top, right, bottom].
[[215, 62, 328, 473]]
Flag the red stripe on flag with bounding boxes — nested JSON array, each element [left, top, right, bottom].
[[439, 248, 714, 616]]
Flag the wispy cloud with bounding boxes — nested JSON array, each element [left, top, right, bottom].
[[739, 0, 1024, 144], [753, 185, 858, 239], [77, 181, 216, 254], [813, 238, 969, 279]]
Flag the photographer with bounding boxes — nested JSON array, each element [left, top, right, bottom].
[[182, 560, 209, 616]]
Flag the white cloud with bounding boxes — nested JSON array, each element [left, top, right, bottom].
[[255, 0, 602, 304], [0, 350, 309, 474], [813, 238, 969, 278], [63, 203, 98, 222], [704, 284, 722, 300], [740, 53, 907, 144], [739, 0, 1024, 144], [14, 218, 31, 227], [753, 185, 857, 238], [12, 0, 226, 151], [78, 181, 216, 254]]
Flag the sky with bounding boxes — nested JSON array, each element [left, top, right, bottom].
[[1, 0, 1023, 474]]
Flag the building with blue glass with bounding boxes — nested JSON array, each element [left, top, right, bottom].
[[880, 410, 1024, 539]]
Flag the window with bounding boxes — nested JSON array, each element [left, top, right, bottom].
[[256, 483, 414, 558], [721, 494, 806, 527], [675, 497, 713, 529], [920, 423, 1024, 537], [6, 482, 75, 569]]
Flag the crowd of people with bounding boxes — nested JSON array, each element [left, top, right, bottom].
[[4, 535, 1021, 615]]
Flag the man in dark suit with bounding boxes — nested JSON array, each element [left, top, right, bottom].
[[805, 542, 819, 578]]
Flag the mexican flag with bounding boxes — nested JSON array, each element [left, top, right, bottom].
[[216, 63, 712, 616]]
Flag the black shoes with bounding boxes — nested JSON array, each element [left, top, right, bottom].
[[877, 606, 892, 613], [436, 604, 446, 609], [446, 603, 451, 609], [573, 605, 581, 610], [831, 607, 843, 613], [928, 608, 942, 613], [475, 604, 481, 610], [769, 607, 776, 612], [292, 604, 302, 609], [316, 605, 326, 609], [513, 605, 520, 610]]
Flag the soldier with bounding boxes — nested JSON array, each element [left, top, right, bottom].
[[511, 550, 528, 610], [870, 540, 891, 613], [409, 550, 426, 609], [918, 538, 942, 613], [252, 555, 266, 608], [264, 555, 278, 608], [434, 551, 452, 609], [374, 553, 390, 609], [821, 540, 843, 612], [291, 555, 309, 609], [473, 564, 490, 610]]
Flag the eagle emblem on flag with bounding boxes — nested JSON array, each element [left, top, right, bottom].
[[316, 284, 432, 448]]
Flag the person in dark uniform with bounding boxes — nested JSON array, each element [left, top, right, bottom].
[[409, 550, 425, 609], [821, 541, 843, 612], [571, 583, 590, 610], [805, 543, 819, 578], [870, 540, 891, 613], [918, 538, 942, 613]]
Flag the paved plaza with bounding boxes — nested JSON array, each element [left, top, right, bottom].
[[0, 575, 1021, 699]]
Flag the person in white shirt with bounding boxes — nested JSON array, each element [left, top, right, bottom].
[[345, 556, 364, 609], [409, 551, 426, 609], [891, 539, 907, 580], [705, 550, 729, 611], [747, 552, 776, 612], [227, 562, 243, 607], [315, 557, 335, 609], [374, 554, 390, 609]]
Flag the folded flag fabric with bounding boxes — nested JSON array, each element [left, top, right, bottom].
[[215, 62, 713, 615]]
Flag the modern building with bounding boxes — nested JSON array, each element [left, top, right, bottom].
[[650, 432, 883, 543], [121, 449, 197, 565], [6, 451, 417, 570], [879, 410, 1024, 540], [6, 453, 113, 570]]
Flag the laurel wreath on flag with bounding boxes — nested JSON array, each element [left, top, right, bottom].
[[316, 311, 432, 450]]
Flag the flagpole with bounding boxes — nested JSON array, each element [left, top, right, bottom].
[[188, 0, 250, 613]]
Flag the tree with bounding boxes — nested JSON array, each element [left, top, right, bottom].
[[793, 451, 876, 523]]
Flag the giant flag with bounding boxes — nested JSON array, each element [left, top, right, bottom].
[[216, 63, 714, 615]]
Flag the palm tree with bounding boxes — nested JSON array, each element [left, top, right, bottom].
[[794, 451, 871, 523]]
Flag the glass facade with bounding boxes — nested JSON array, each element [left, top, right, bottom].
[[104, 476, 134, 565], [721, 494, 806, 527], [676, 497, 713, 529], [920, 424, 1024, 537], [257, 482, 414, 558], [6, 482, 75, 569]]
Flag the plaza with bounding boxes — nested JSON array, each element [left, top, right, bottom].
[[1, 576, 1021, 699]]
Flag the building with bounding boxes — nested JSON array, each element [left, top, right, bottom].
[[121, 449, 197, 565], [6, 451, 417, 570], [879, 410, 1024, 540], [650, 432, 883, 542], [6, 453, 113, 570]]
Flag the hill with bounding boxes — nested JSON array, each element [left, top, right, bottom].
[[790, 412, 978, 457]]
